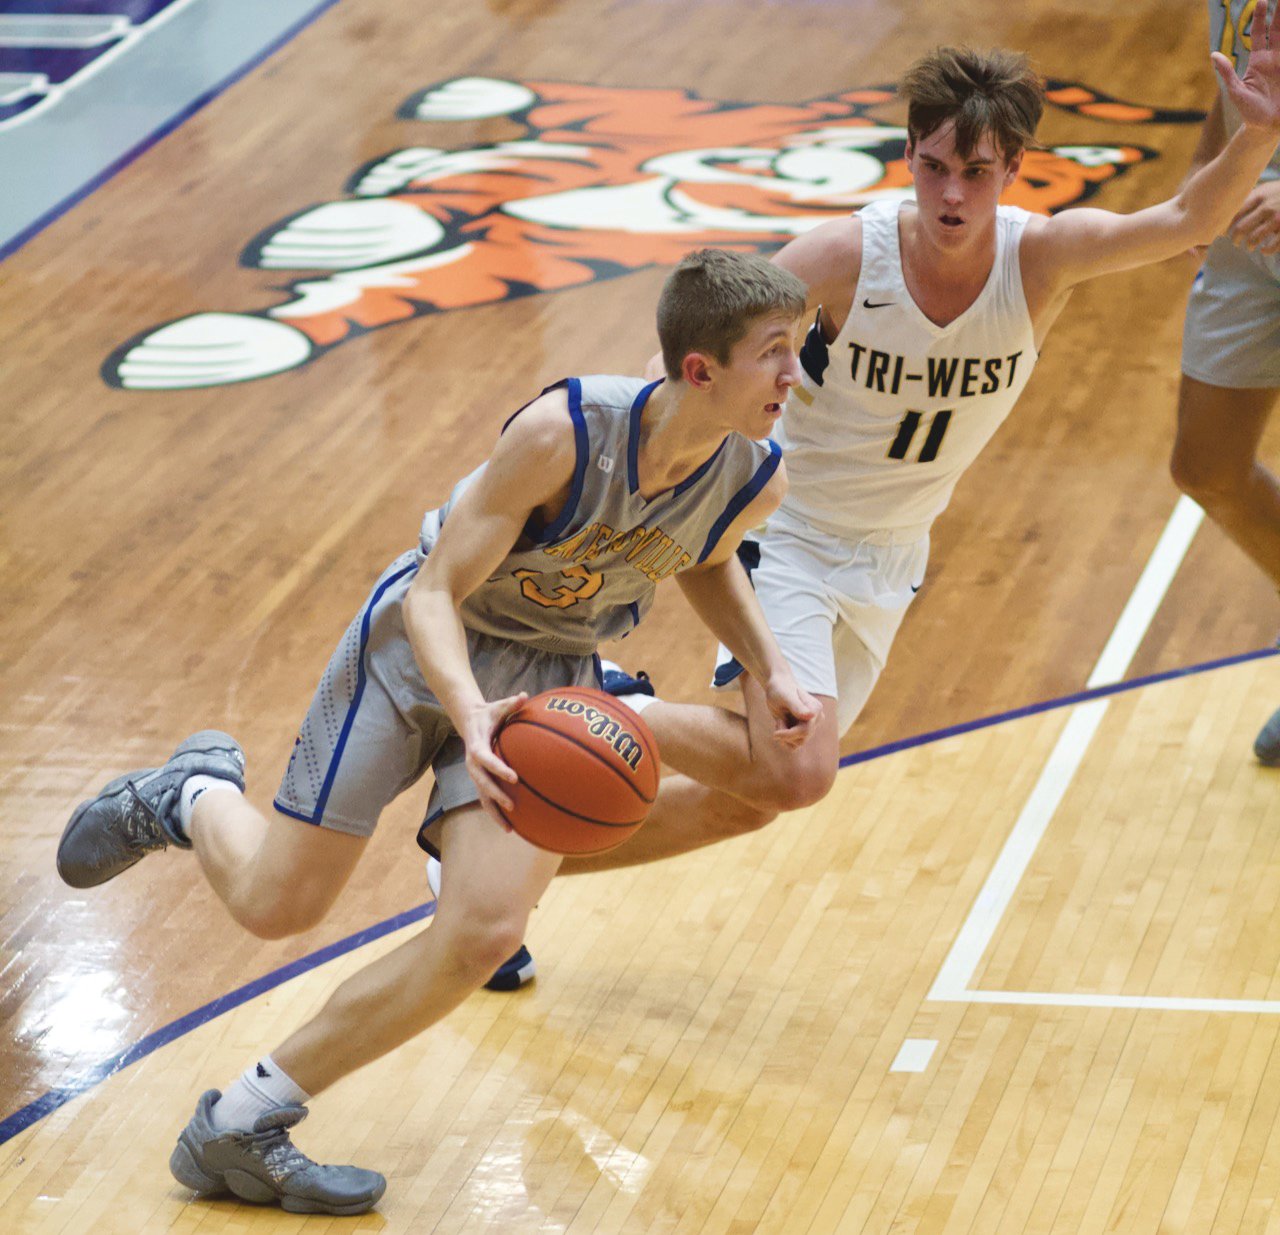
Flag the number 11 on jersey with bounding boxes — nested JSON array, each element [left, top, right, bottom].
[[888, 409, 952, 462]]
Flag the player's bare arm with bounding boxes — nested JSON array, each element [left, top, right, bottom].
[[771, 212, 864, 341], [402, 394, 577, 816], [1022, 0, 1280, 303], [675, 464, 821, 746]]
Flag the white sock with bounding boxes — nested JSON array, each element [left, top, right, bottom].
[[210, 1056, 311, 1131], [177, 775, 242, 840], [620, 690, 659, 714]]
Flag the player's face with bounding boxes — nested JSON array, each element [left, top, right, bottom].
[[905, 123, 1021, 249], [715, 311, 803, 438]]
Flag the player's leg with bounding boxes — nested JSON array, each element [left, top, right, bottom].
[[170, 805, 557, 1213], [57, 552, 420, 937], [561, 682, 842, 873], [188, 798, 368, 939], [1170, 377, 1280, 585], [275, 806, 559, 1093], [1171, 238, 1280, 760]]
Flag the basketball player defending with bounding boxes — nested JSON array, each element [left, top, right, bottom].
[[55, 250, 820, 1213], [559, 12, 1280, 877], [1167, 2, 1280, 762]]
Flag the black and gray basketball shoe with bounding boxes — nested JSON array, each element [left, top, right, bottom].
[[170, 1090, 386, 1215], [56, 730, 245, 888], [1256, 706, 1280, 766]]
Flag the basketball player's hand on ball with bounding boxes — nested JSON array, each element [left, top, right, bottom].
[[1213, 0, 1280, 133], [461, 693, 528, 824], [764, 674, 822, 748], [1230, 182, 1280, 255]]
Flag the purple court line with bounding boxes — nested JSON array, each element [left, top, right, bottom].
[[2, 642, 1277, 1146], [0, 0, 344, 264], [0, 900, 433, 1145], [838, 646, 1280, 768]]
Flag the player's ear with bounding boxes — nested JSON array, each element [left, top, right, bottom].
[[1002, 148, 1024, 188], [681, 352, 714, 389]]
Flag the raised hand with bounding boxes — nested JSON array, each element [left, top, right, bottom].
[[1213, 0, 1280, 132]]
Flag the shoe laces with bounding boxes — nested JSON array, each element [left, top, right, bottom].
[[254, 1127, 312, 1181], [122, 781, 169, 851]]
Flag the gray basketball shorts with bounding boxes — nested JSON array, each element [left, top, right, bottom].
[[274, 548, 600, 837], [1182, 235, 1280, 389]]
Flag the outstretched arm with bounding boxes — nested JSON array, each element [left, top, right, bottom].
[[1026, 1, 1280, 287], [402, 395, 576, 820], [675, 463, 821, 747]]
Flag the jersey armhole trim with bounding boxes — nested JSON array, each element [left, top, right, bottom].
[[525, 377, 588, 545], [696, 439, 782, 565]]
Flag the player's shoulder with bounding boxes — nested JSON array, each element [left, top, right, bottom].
[[498, 382, 579, 466], [774, 212, 863, 289]]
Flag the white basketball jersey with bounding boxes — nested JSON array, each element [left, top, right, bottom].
[[776, 199, 1038, 539]]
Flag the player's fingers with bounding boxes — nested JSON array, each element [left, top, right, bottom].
[[478, 744, 520, 786], [1230, 201, 1266, 234]]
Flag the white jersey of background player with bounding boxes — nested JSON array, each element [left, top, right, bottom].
[[546, 23, 1280, 880]]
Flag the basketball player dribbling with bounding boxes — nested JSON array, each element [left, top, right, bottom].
[[549, 17, 1280, 881], [1166, 2, 1280, 762], [55, 250, 820, 1213]]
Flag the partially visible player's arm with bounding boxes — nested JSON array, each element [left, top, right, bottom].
[[641, 215, 863, 376], [402, 394, 577, 816], [676, 463, 821, 746], [1028, 2, 1280, 289], [771, 214, 862, 338], [1184, 90, 1229, 182]]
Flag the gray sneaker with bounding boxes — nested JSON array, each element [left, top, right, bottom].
[[169, 1089, 386, 1215], [57, 730, 245, 888], [1256, 707, 1280, 767]]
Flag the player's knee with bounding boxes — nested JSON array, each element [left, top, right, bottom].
[[233, 897, 328, 940], [1170, 444, 1248, 508], [752, 758, 836, 813], [438, 907, 528, 980]]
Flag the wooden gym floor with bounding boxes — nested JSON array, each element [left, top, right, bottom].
[[3, 0, 1280, 1230]]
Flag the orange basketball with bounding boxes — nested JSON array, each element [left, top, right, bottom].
[[492, 687, 660, 855]]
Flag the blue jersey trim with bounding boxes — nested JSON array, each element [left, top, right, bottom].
[[799, 309, 829, 386], [527, 377, 588, 545], [697, 439, 781, 565], [626, 380, 663, 496], [311, 559, 419, 823]]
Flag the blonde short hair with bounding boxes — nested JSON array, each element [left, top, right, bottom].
[[657, 249, 805, 382]]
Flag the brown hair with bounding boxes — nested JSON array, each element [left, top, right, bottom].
[[657, 249, 806, 382], [899, 46, 1045, 162]]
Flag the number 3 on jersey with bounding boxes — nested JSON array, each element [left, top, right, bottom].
[[888, 409, 952, 462], [515, 563, 604, 608]]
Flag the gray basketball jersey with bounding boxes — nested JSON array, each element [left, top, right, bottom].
[[1213, 0, 1280, 180], [422, 375, 780, 655]]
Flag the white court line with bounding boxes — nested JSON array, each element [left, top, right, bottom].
[[891, 1039, 938, 1072], [921, 495, 1280, 1014]]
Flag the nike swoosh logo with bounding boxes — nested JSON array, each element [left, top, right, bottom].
[[911, 583, 921, 593], [863, 299, 895, 309]]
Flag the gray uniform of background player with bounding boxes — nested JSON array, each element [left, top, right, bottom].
[[1183, 0, 1280, 386], [274, 374, 781, 837]]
